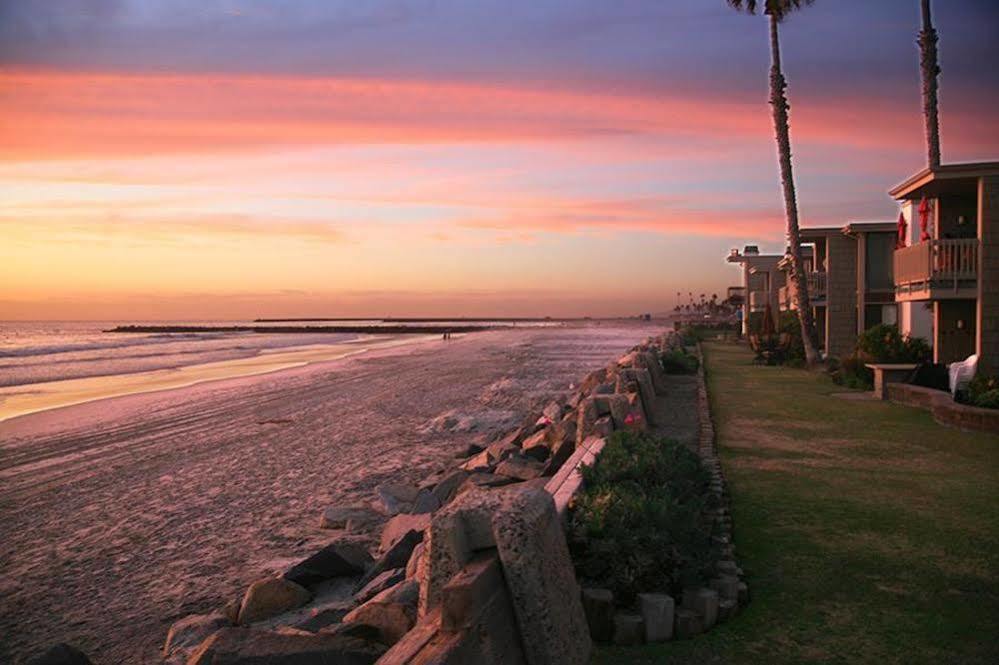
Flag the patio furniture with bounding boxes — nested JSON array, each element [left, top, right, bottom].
[[866, 363, 919, 400], [948, 354, 978, 398]]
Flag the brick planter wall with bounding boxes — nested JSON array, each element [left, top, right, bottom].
[[887, 383, 999, 434]]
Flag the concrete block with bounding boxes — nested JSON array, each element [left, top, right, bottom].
[[674, 608, 704, 640], [421, 486, 591, 665], [709, 576, 740, 603], [717, 598, 738, 623], [612, 613, 644, 646], [580, 588, 615, 643], [682, 588, 718, 629], [638, 593, 674, 642]]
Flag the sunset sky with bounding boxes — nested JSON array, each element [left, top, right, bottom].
[[2, 0, 998, 320]]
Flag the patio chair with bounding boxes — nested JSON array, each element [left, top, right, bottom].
[[948, 354, 978, 398]]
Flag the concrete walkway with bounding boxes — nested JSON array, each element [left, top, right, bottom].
[[647, 374, 700, 448]]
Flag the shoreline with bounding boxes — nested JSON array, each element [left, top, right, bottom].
[[0, 333, 441, 423], [107, 324, 510, 334]]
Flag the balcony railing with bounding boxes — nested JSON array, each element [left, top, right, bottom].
[[748, 290, 769, 312], [894, 239, 979, 289], [779, 271, 826, 310]]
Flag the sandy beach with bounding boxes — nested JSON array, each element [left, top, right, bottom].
[[0, 323, 662, 663], [0, 334, 438, 423]]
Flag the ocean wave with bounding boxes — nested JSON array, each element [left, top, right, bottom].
[[0, 333, 236, 359]]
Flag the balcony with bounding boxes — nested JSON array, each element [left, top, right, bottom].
[[893, 239, 979, 302], [806, 271, 827, 299], [748, 290, 769, 312], [778, 272, 827, 310]]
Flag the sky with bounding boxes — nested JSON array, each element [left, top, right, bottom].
[[2, 0, 998, 320]]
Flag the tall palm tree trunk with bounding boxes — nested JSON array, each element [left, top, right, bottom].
[[918, 0, 941, 168], [767, 13, 820, 367]]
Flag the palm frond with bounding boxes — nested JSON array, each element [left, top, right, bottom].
[[727, 0, 815, 20]]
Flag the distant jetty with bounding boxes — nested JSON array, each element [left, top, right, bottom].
[[253, 317, 559, 323], [106, 324, 505, 334]]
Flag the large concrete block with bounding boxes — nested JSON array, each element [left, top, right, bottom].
[[237, 578, 311, 625], [638, 593, 674, 642], [580, 588, 615, 643], [612, 613, 644, 645], [682, 588, 718, 629], [342, 580, 419, 646], [187, 627, 384, 664], [619, 368, 658, 425], [640, 350, 669, 395], [592, 394, 630, 428], [420, 486, 591, 665]]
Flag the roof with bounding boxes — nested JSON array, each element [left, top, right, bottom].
[[777, 246, 814, 270], [889, 161, 999, 200], [726, 251, 783, 264], [842, 221, 897, 235], [797, 226, 843, 240]]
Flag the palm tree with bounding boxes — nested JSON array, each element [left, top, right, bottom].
[[727, 0, 821, 367], [917, 0, 941, 167]]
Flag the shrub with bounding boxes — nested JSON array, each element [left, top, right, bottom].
[[974, 389, 999, 410], [833, 325, 931, 389], [832, 353, 874, 389], [778, 311, 806, 367], [662, 349, 699, 375], [568, 431, 719, 605], [855, 324, 931, 364], [675, 323, 737, 346], [965, 373, 999, 410]]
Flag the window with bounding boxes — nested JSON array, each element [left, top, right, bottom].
[[865, 233, 894, 291]]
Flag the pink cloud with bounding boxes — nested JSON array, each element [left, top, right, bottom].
[[6, 68, 989, 163]]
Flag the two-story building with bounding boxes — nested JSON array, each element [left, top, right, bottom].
[[726, 246, 783, 336], [776, 221, 898, 359], [891, 161, 999, 375]]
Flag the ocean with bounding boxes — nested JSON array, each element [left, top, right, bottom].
[[0, 320, 361, 388], [0, 319, 560, 388]]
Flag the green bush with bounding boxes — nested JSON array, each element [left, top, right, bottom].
[[965, 373, 999, 410], [662, 348, 699, 374], [568, 432, 719, 605], [856, 324, 932, 364], [974, 389, 999, 410], [833, 325, 931, 389], [778, 311, 806, 367]]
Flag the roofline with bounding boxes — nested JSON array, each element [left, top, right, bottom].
[[798, 226, 843, 236], [889, 161, 999, 199], [842, 221, 896, 235], [726, 253, 784, 264]]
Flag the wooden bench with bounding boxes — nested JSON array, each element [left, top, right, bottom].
[[866, 363, 918, 400]]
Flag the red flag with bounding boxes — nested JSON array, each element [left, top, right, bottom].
[[896, 210, 907, 249], [918, 196, 932, 242]]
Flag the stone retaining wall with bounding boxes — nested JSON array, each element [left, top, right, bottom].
[[887, 383, 999, 434]]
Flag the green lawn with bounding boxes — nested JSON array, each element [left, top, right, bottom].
[[594, 341, 999, 665]]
